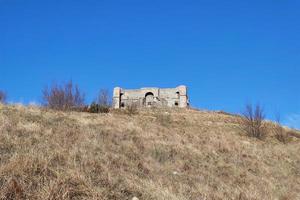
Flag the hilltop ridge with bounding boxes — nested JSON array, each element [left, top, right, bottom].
[[0, 104, 299, 200]]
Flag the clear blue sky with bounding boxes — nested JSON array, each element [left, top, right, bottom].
[[0, 0, 299, 128]]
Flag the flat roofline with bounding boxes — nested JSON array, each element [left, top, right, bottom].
[[120, 86, 186, 91]]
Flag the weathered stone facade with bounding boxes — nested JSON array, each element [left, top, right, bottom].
[[113, 85, 189, 109]]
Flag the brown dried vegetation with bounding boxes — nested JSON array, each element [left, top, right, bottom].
[[0, 91, 6, 104], [0, 104, 300, 199], [242, 104, 267, 139], [42, 80, 85, 111]]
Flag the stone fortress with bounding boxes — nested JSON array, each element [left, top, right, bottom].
[[113, 85, 189, 109]]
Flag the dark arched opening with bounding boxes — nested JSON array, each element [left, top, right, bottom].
[[145, 92, 154, 106]]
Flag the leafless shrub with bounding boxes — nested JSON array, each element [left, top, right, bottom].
[[42, 80, 85, 111], [274, 126, 290, 144], [0, 90, 7, 103], [96, 89, 111, 107], [273, 114, 290, 143], [89, 89, 111, 113], [242, 103, 266, 139], [126, 101, 138, 115]]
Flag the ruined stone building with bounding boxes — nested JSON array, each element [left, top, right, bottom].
[[113, 85, 189, 109]]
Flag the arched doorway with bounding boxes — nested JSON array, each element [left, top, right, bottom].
[[145, 92, 154, 107], [120, 93, 125, 108]]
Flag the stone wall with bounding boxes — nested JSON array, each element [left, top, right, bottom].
[[113, 85, 189, 109]]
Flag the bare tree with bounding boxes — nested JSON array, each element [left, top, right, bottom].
[[42, 80, 85, 111], [242, 103, 266, 139], [96, 89, 111, 107], [88, 89, 111, 113], [0, 90, 7, 103], [273, 113, 290, 143]]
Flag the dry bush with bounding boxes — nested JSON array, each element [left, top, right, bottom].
[[155, 112, 172, 127], [96, 89, 111, 107], [0, 90, 7, 103], [89, 89, 111, 113], [272, 115, 290, 144], [89, 102, 110, 113], [287, 130, 300, 140], [274, 126, 290, 144], [125, 102, 138, 115], [242, 103, 266, 139], [42, 80, 85, 111]]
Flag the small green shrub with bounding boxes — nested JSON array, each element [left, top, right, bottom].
[[89, 103, 98, 113], [89, 102, 110, 113]]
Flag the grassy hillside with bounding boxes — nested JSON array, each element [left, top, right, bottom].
[[0, 104, 299, 200]]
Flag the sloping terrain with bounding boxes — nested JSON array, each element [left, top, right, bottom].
[[0, 104, 299, 200]]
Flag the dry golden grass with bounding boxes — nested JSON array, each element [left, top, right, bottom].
[[0, 104, 300, 200]]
